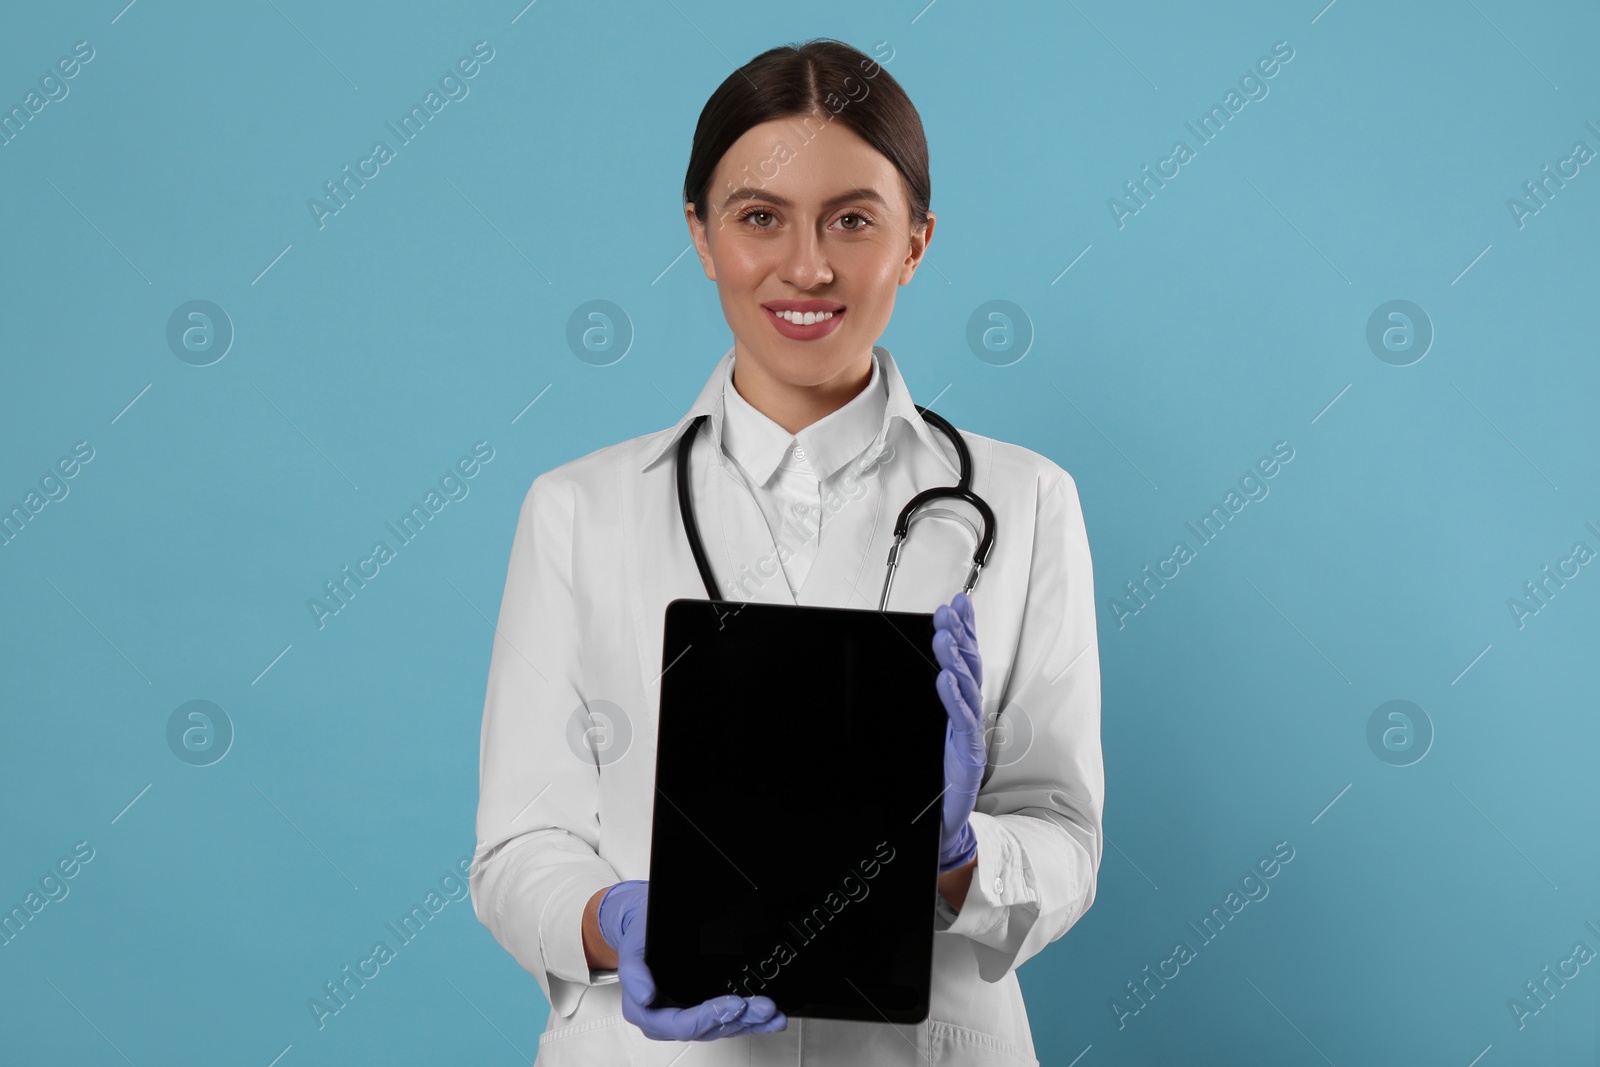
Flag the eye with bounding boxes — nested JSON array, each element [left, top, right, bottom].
[[734, 207, 776, 228], [837, 212, 875, 231]]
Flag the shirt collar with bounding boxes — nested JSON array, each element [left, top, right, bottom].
[[720, 349, 885, 485], [638, 345, 960, 480]]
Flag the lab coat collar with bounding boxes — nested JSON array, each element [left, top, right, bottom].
[[637, 344, 960, 479], [719, 348, 885, 486]]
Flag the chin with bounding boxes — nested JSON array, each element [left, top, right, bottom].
[[753, 341, 858, 383]]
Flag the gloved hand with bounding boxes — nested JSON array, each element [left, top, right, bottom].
[[932, 591, 984, 872], [598, 880, 788, 1041]]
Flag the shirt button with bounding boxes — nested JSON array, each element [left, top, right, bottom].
[[792, 446, 806, 460], [793, 502, 810, 517], [994, 877, 1004, 895]]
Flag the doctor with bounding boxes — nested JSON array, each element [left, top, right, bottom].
[[470, 37, 1104, 1066]]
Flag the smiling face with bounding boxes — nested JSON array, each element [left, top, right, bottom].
[[686, 114, 935, 433]]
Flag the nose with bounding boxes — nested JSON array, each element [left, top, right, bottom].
[[777, 221, 833, 291]]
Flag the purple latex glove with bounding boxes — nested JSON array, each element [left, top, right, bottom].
[[932, 591, 984, 872], [598, 880, 788, 1041]]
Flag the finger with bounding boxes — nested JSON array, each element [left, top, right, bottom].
[[954, 591, 976, 636], [933, 625, 973, 676], [935, 632, 982, 721], [936, 600, 982, 689], [935, 598, 967, 640], [744, 995, 779, 1017], [637, 994, 748, 1041], [954, 627, 981, 690], [617, 927, 706, 1038], [705, 997, 787, 1038], [944, 687, 986, 778], [936, 653, 981, 730], [615, 931, 654, 1002], [730, 1010, 790, 1034], [939, 671, 982, 746], [949, 595, 981, 686]]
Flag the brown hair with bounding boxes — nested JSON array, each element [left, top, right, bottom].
[[683, 38, 930, 231]]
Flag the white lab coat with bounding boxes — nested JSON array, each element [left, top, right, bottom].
[[470, 344, 1104, 1066]]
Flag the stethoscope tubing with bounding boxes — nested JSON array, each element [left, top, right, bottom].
[[675, 406, 995, 610]]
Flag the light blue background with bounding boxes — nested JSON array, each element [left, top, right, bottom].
[[3, 1, 1597, 1064]]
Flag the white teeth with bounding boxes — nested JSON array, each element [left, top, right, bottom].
[[773, 309, 836, 325]]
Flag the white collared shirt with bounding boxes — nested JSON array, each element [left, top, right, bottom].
[[718, 350, 887, 597], [470, 343, 1105, 1066]]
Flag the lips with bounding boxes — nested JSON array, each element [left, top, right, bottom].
[[762, 299, 846, 313], [763, 303, 846, 341]]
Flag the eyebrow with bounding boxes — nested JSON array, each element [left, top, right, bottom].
[[720, 186, 890, 211]]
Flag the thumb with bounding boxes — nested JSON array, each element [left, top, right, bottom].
[[617, 935, 656, 1002]]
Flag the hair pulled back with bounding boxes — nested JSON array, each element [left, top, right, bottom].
[[683, 39, 930, 230]]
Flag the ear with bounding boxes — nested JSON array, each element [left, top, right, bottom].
[[685, 203, 717, 281], [899, 209, 935, 285]]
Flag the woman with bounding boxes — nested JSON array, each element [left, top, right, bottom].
[[470, 38, 1104, 1066]]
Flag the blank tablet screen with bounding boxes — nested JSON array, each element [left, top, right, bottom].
[[645, 597, 948, 1023]]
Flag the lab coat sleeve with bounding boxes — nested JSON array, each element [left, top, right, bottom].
[[469, 471, 622, 1019], [932, 470, 1105, 982]]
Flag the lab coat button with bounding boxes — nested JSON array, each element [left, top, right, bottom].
[[994, 877, 1004, 895]]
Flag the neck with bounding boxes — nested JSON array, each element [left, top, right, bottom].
[[730, 346, 873, 435]]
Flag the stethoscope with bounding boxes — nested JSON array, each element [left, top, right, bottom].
[[676, 407, 996, 611]]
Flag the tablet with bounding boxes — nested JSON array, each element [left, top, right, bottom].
[[644, 597, 948, 1024]]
